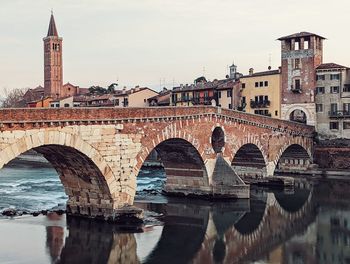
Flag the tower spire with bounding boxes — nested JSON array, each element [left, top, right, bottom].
[[47, 11, 58, 37]]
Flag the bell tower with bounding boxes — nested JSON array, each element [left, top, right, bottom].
[[43, 12, 63, 98]]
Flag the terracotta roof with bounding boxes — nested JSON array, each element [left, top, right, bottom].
[[173, 78, 239, 92], [47, 13, 58, 37], [278, 31, 325, 41], [316, 63, 348, 70], [241, 69, 280, 78]]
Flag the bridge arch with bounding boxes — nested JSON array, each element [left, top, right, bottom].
[[134, 135, 209, 198], [284, 105, 313, 126], [231, 142, 268, 178], [274, 143, 312, 175], [0, 130, 119, 218]]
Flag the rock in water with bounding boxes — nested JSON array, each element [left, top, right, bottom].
[[2, 208, 17, 217]]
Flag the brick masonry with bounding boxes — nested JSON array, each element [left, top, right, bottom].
[[0, 106, 314, 219]]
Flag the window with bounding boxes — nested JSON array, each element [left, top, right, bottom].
[[242, 96, 246, 104], [259, 81, 264, 87], [316, 104, 323, 113], [304, 40, 309, 49], [330, 122, 339, 130], [344, 122, 350, 130], [343, 103, 350, 114], [331, 86, 339, 93], [294, 79, 301, 90], [228, 103, 232, 109], [330, 74, 340, 80], [344, 84, 350, 92], [171, 93, 178, 103], [218, 91, 221, 99], [115, 99, 119, 106], [123, 97, 129, 107], [331, 103, 338, 114], [227, 90, 232, 97], [295, 41, 300, 50], [275, 110, 278, 116], [294, 58, 300, 69], [255, 82, 259, 87], [144, 99, 146, 103], [317, 75, 325, 81], [204, 91, 209, 98], [242, 83, 246, 89], [316, 87, 325, 94], [264, 81, 268, 87], [194, 92, 200, 98], [64, 103, 69, 107]]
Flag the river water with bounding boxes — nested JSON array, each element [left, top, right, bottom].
[[0, 155, 349, 263]]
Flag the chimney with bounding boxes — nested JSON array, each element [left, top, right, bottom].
[[249, 68, 254, 75]]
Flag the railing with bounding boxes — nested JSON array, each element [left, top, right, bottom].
[[291, 85, 302, 93], [192, 96, 216, 105], [329, 110, 350, 118], [250, 100, 270, 108]]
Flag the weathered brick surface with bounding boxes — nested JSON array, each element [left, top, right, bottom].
[[0, 106, 314, 218]]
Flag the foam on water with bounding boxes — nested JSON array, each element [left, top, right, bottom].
[[0, 155, 166, 212]]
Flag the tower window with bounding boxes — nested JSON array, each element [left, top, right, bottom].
[[294, 41, 300, 50], [294, 79, 301, 90], [294, 58, 300, 69], [304, 40, 309, 49]]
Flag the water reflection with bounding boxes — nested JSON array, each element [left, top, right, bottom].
[[42, 184, 321, 264]]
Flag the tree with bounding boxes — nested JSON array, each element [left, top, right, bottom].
[[108, 83, 118, 94], [0, 87, 28, 108], [88, 86, 108, 95]]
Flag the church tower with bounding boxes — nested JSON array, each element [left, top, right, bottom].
[[43, 12, 63, 98]]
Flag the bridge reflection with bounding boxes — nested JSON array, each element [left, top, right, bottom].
[[44, 185, 318, 264]]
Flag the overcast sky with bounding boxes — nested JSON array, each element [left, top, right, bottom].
[[1, 0, 349, 91]]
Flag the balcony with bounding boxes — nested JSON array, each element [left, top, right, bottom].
[[329, 110, 350, 118], [250, 100, 270, 108], [192, 96, 216, 105], [291, 85, 302, 93]]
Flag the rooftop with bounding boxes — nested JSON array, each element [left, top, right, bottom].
[[316, 63, 348, 70], [241, 69, 280, 78], [278, 31, 326, 41], [47, 13, 58, 37]]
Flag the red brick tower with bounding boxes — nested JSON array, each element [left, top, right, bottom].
[[43, 12, 63, 98], [278, 32, 325, 125]]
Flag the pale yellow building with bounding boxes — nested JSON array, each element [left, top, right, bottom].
[[240, 69, 281, 118]]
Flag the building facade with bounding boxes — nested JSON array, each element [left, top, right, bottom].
[[279, 32, 325, 125], [315, 63, 350, 139], [240, 69, 281, 118]]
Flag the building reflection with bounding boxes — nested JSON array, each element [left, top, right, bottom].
[[45, 183, 350, 264]]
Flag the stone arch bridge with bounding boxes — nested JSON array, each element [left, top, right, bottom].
[[0, 106, 314, 219]]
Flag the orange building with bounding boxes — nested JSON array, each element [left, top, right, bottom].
[[27, 97, 52, 108]]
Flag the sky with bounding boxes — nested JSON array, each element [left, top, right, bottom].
[[1, 0, 350, 92]]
